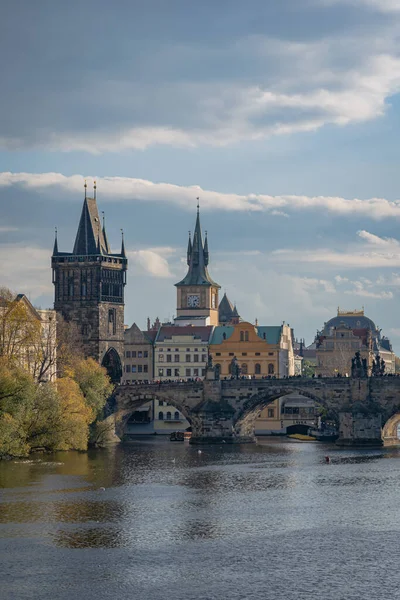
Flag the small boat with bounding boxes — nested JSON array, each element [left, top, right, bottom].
[[170, 431, 184, 442], [287, 434, 316, 441]]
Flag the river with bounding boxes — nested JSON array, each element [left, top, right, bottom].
[[1, 438, 400, 600]]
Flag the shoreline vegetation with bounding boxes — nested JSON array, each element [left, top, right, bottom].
[[0, 286, 113, 459]]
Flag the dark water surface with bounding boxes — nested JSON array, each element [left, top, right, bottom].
[[1, 438, 400, 600]]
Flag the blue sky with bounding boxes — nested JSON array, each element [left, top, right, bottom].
[[2, 0, 400, 350]]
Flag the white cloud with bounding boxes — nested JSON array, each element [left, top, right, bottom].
[[2, 172, 400, 220], [357, 230, 400, 247], [0, 245, 52, 300], [128, 249, 173, 278], [323, 0, 400, 12]]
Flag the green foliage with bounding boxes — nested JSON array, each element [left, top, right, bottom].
[[302, 359, 316, 378], [70, 358, 114, 419], [0, 357, 113, 458]]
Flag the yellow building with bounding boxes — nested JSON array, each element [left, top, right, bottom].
[[209, 321, 294, 378], [255, 394, 316, 435]]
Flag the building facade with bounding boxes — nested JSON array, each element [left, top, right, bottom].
[[175, 206, 221, 326], [154, 325, 212, 380], [51, 183, 127, 382], [218, 293, 240, 325], [315, 309, 395, 377], [209, 322, 295, 379], [122, 323, 156, 383], [255, 393, 317, 435]]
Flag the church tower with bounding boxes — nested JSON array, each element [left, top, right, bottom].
[[175, 204, 220, 326], [51, 182, 127, 382]]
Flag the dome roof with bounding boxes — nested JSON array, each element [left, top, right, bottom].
[[323, 313, 377, 333]]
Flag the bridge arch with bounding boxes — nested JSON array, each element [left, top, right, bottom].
[[113, 386, 196, 439], [233, 387, 328, 437], [382, 413, 400, 446], [102, 347, 122, 384]]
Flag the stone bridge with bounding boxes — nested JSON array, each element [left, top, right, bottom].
[[111, 376, 400, 446]]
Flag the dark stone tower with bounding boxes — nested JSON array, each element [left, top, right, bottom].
[[52, 182, 127, 382]]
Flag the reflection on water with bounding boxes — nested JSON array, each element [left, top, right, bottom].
[[1, 438, 400, 600]]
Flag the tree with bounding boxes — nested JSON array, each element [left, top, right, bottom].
[[55, 378, 93, 451], [0, 289, 42, 368], [68, 357, 114, 419], [302, 360, 316, 378]]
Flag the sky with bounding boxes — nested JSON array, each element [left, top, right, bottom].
[[2, 0, 400, 350]]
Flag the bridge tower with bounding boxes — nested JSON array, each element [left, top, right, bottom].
[[175, 203, 221, 326], [51, 182, 127, 382]]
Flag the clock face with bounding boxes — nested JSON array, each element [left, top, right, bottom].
[[187, 294, 200, 307]]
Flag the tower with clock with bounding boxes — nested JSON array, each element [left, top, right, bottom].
[[175, 204, 221, 326]]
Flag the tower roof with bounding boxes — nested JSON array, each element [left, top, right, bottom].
[[175, 207, 220, 288], [73, 197, 109, 255]]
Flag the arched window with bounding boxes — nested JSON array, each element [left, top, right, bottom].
[[166, 411, 172, 420], [158, 411, 164, 420], [255, 363, 261, 375], [268, 363, 274, 374], [241, 363, 248, 374], [174, 411, 180, 420], [240, 331, 244, 341], [244, 331, 249, 342]]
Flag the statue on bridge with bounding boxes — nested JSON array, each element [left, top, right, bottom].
[[230, 356, 241, 379], [351, 351, 368, 378], [372, 354, 386, 377]]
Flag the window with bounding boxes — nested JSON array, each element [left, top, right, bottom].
[[158, 411, 164, 420], [144, 365, 148, 373], [174, 368, 180, 377], [202, 354, 207, 362], [201, 368, 206, 376], [166, 411, 172, 420], [268, 408, 274, 418], [223, 333, 226, 340], [268, 352, 274, 356], [193, 368, 199, 377], [131, 366, 137, 373], [138, 351, 143, 358], [175, 348, 179, 352], [268, 363, 274, 374], [174, 411, 180, 420], [240, 331, 244, 341], [167, 355, 172, 363], [166, 369, 172, 377], [186, 348, 190, 352], [144, 351, 148, 358], [255, 363, 261, 375], [126, 350, 131, 358], [159, 354, 164, 362], [229, 352, 234, 356], [82, 324, 89, 336], [138, 365, 143, 373], [242, 352, 247, 356], [241, 363, 248, 374], [125, 365, 131, 373], [186, 354, 191, 362], [174, 354, 180, 362], [255, 352, 260, 356], [194, 348, 198, 352], [167, 348, 171, 352], [159, 400, 164, 406], [244, 331, 249, 342], [132, 351, 136, 358], [216, 353, 221, 356], [186, 368, 191, 377], [108, 309, 116, 334], [194, 354, 199, 362], [263, 332, 266, 340], [81, 281, 87, 297], [158, 368, 164, 376]]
